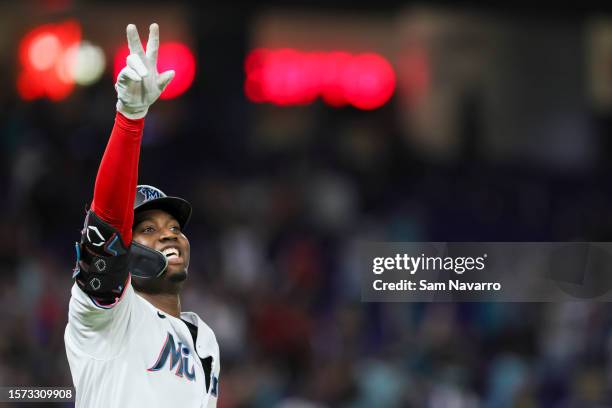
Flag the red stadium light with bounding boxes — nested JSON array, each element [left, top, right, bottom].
[[17, 20, 81, 101], [244, 48, 396, 110], [114, 42, 196, 100], [29, 33, 62, 70]]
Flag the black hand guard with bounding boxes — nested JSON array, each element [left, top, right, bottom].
[[73, 210, 129, 300], [129, 241, 168, 279]]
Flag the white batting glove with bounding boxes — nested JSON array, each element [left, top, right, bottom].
[[115, 23, 175, 120]]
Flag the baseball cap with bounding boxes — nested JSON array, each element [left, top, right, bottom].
[[133, 185, 192, 229]]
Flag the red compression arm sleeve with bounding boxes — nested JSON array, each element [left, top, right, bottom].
[[91, 112, 144, 245]]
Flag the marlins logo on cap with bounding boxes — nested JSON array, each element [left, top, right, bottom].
[[138, 185, 165, 203], [133, 185, 192, 229]]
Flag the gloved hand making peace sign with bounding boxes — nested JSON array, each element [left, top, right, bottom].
[[115, 23, 175, 119]]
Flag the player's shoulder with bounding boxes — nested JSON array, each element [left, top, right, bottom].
[[131, 290, 170, 319], [181, 312, 219, 351], [70, 279, 134, 311]]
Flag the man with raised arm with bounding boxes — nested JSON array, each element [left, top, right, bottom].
[[64, 23, 220, 408]]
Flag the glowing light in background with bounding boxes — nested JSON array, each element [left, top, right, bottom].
[[65, 41, 106, 86], [244, 48, 396, 110], [28, 33, 61, 70], [18, 21, 82, 101], [114, 42, 196, 100]]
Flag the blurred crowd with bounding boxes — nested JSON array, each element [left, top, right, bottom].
[[3, 5, 612, 408]]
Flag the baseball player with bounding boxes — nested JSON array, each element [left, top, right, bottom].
[[64, 23, 220, 408]]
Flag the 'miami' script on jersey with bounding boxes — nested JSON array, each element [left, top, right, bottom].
[[65, 283, 220, 408]]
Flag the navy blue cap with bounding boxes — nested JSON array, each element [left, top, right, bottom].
[[133, 185, 192, 229]]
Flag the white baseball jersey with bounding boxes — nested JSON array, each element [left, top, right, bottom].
[[64, 280, 220, 408]]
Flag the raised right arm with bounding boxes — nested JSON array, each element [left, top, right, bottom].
[[71, 23, 174, 306], [67, 23, 174, 357], [92, 22, 174, 246], [91, 112, 144, 246]]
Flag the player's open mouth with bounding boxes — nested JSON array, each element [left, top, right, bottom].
[[161, 247, 181, 261]]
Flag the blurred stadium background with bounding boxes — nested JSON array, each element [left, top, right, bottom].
[[2, 1, 612, 407]]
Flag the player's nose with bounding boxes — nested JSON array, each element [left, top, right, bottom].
[[159, 228, 178, 241]]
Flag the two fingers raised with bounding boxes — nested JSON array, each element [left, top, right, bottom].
[[126, 23, 159, 63]]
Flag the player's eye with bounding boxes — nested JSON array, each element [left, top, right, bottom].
[[170, 225, 181, 232], [142, 226, 155, 233]]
